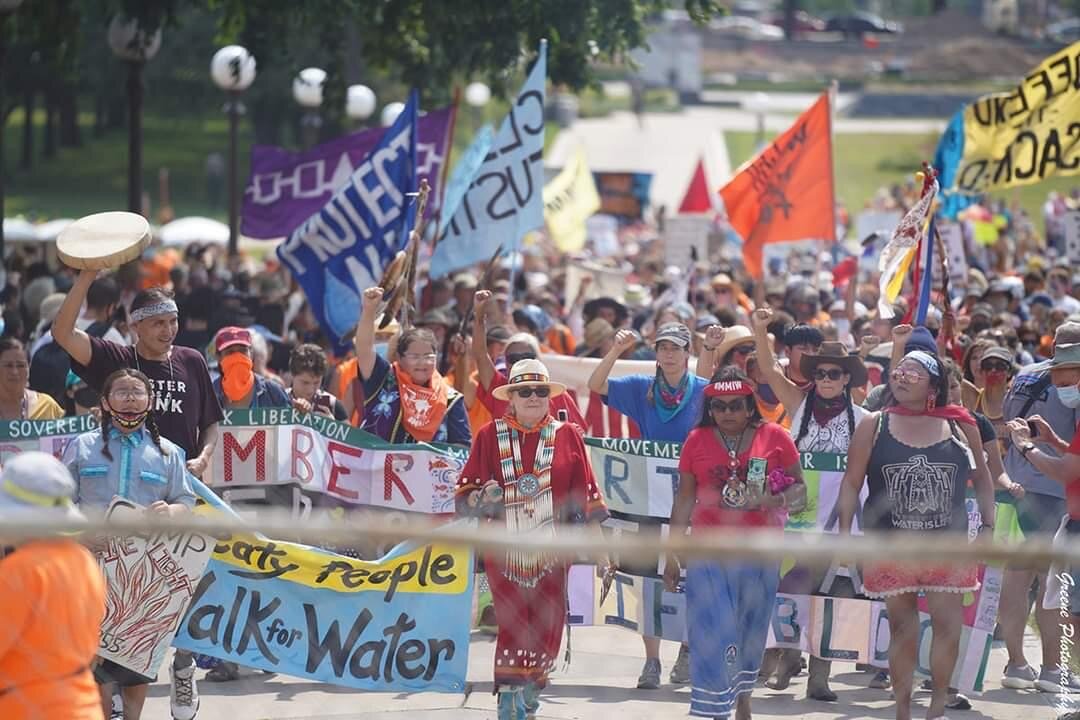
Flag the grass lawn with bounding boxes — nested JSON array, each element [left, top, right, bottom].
[[725, 130, 1077, 232]]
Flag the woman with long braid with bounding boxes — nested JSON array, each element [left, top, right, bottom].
[[63, 368, 196, 720], [749, 307, 870, 700]]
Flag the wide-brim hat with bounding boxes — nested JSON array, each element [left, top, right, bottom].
[[491, 358, 567, 401], [0, 451, 85, 525], [584, 296, 629, 323], [716, 325, 755, 358], [800, 341, 869, 388], [1050, 343, 1080, 371]]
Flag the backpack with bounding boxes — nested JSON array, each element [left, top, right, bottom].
[[29, 321, 110, 406]]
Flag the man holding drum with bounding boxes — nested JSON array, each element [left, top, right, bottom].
[[50, 212, 219, 720]]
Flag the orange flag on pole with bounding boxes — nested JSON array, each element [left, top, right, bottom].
[[718, 92, 835, 278]]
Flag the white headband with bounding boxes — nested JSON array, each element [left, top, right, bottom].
[[130, 300, 178, 323]]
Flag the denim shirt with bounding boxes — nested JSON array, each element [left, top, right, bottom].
[[63, 427, 197, 510]]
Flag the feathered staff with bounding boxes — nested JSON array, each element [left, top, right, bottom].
[[376, 178, 430, 329]]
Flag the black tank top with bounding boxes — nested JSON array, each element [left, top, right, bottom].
[[864, 413, 971, 534]]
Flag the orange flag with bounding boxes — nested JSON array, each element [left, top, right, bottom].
[[718, 92, 835, 278], [678, 157, 713, 213]]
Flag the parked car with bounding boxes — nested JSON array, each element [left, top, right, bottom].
[[709, 15, 785, 41], [767, 10, 827, 33], [1047, 18, 1080, 44], [825, 12, 903, 37]]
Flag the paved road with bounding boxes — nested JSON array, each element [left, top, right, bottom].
[[142, 626, 1062, 719], [547, 108, 945, 212]]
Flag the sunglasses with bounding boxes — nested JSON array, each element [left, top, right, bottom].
[[709, 399, 748, 413], [733, 345, 754, 356], [981, 362, 1010, 373], [512, 387, 550, 398], [813, 368, 846, 381]]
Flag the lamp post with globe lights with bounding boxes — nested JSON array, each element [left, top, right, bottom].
[[107, 14, 162, 215], [293, 67, 325, 148], [380, 101, 405, 128], [464, 81, 491, 133], [210, 45, 256, 258], [0, 0, 23, 263], [345, 84, 376, 128]]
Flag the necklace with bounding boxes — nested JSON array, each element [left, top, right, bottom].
[[134, 345, 175, 384], [716, 427, 748, 483]]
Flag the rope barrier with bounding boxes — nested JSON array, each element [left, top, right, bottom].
[[0, 511, 1074, 567]]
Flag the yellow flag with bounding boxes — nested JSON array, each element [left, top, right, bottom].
[[955, 41, 1080, 193], [543, 148, 600, 252]]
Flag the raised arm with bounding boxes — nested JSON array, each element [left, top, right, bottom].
[[470, 290, 496, 391], [588, 329, 636, 396], [695, 325, 724, 379], [354, 287, 383, 381], [52, 268, 99, 366], [750, 307, 804, 416], [889, 323, 913, 372]]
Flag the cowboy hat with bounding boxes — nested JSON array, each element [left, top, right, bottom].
[[800, 341, 869, 388], [491, 358, 567, 401], [715, 325, 755, 359]]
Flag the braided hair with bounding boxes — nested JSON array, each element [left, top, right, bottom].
[[99, 368, 168, 461], [793, 384, 856, 450]]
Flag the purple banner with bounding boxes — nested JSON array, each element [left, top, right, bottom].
[[241, 106, 453, 239]]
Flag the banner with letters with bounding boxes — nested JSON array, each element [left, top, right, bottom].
[[429, 42, 547, 278], [96, 499, 214, 680], [543, 147, 601, 252], [172, 530, 473, 693], [242, 107, 453, 239], [276, 91, 418, 351], [939, 41, 1080, 195], [567, 441, 999, 693]]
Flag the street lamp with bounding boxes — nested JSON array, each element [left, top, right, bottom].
[[0, 0, 24, 267], [345, 84, 376, 127], [108, 14, 162, 215], [292, 67, 325, 148], [464, 81, 491, 131], [380, 102, 405, 128], [210, 45, 256, 258]]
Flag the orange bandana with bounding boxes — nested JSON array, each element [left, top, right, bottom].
[[392, 362, 449, 442]]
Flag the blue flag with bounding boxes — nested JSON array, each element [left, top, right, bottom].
[[429, 41, 547, 278], [933, 109, 975, 220], [437, 125, 494, 238], [277, 91, 419, 351]]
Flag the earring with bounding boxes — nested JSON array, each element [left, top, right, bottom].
[[927, 394, 937, 411]]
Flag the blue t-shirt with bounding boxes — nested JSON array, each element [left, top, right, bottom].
[[602, 374, 707, 442]]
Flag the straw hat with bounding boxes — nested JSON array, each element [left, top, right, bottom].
[[491, 359, 567, 401], [715, 325, 755, 358]]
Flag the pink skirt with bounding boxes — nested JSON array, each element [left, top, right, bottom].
[[863, 560, 979, 598]]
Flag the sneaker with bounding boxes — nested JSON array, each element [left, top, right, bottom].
[[170, 663, 200, 720], [670, 645, 690, 684], [869, 670, 891, 690], [1002, 663, 1037, 690], [636, 658, 661, 689], [110, 692, 123, 720], [1057, 712, 1080, 720], [1037, 667, 1080, 693]]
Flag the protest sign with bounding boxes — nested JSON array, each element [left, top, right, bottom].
[[939, 221, 969, 286], [276, 92, 418, 351], [563, 261, 628, 313], [949, 42, 1080, 194], [543, 147, 601, 252], [173, 532, 473, 693], [854, 210, 903, 244], [1064, 210, 1080, 263], [587, 214, 620, 257], [242, 107, 453, 239], [593, 172, 652, 220], [96, 500, 214, 679], [429, 42, 547, 279], [664, 214, 712, 268], [0, 413, 98, 464]]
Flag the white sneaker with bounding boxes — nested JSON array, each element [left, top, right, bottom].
[[170, 663, 200, 720], [1002, 663, 1037, 690]]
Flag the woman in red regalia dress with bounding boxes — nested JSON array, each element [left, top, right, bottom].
[[456, 358, 609, 720]]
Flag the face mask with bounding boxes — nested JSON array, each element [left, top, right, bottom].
[[374, 342, 389, 360], [1060, 384, 1080, 408], [112, 409, 149, 430], [984, 370, 1007, 386], [221, 353, 255, 403]]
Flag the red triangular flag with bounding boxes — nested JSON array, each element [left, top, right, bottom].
[[678, 158, 712, 214], [718, 92, 835, 278]]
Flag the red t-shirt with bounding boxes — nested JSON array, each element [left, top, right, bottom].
[[1065, 425, 1080, 520], [679, 422, 800, 529]]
